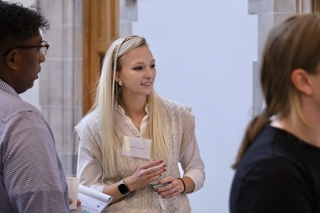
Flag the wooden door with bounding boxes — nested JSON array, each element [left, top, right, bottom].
[[82, 0, 119, 115]]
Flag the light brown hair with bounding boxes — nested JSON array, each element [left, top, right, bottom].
[[232, 14, 320, 169]]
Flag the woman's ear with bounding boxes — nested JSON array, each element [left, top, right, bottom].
[[291, 68, 313, 96], [115, 72, 121, 82]]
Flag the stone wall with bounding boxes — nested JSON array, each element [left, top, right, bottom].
[[120, 0, 138, 37], [37, 0, 83, 176]]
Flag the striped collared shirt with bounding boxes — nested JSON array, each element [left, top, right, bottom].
[[0, 79, 69, 212]]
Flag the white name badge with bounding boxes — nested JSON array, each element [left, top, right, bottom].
[[122, 136, 151, 159]]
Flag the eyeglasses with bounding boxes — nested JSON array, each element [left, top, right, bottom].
[[1, 40, 50, 57]]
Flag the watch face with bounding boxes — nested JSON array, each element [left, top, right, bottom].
[[118, 183, 129, 194]]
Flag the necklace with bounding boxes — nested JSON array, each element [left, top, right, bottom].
[[130, 118, 141, 128], [119, 102, 143, 129], [125, 113, 142, 130]]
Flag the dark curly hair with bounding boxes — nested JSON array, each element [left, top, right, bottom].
[[0, 1, 50, 49]]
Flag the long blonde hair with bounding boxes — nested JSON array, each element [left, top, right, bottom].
[[92, 35, 168, 177], [232, 14, 320, 169]]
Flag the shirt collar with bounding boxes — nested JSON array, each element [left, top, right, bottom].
[[117, 102, 150, 115], [0, 79, 20, 99]]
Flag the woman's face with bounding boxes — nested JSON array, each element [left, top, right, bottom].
[[116, 45, 156, 98]]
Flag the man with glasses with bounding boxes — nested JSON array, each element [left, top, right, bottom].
[[0, 1, 71, 212], [2, 40, 49, 57]]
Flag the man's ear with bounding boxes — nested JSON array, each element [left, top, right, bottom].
[[291, 68, 313, 96], [5, 50, 19, 71]]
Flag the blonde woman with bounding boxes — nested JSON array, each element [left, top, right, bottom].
[[76, 35, 205, 212], [230, 14, 320, 213]]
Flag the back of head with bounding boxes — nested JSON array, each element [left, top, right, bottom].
[[0, 1, 49, 54], [261, 13, 320, 118], [233, 13, 320, 169]]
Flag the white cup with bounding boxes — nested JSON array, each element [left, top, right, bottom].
[[66, 177, 80, 209]]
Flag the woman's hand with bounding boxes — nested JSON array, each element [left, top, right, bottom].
[[156, 176, 183, 198], [125, 160, 166, 191]]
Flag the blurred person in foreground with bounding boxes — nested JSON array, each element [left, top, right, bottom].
[[230, 13, 320, 213]]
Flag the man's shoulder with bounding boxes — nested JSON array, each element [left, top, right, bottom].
[[0, 91, 41, 122]]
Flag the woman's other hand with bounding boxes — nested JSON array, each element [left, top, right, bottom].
[[156, 176, 183, 198]]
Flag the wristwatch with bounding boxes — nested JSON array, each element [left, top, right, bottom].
[[118, 179, 132, 195]]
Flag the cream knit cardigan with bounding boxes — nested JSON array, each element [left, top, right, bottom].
[[76, 97, 201, 213]]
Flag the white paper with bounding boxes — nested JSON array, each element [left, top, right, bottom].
[[122, 136, 151, 159], [70, 185, 113, 213]]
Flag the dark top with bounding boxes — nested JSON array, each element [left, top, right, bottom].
[[230, 122, 320, 213]]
